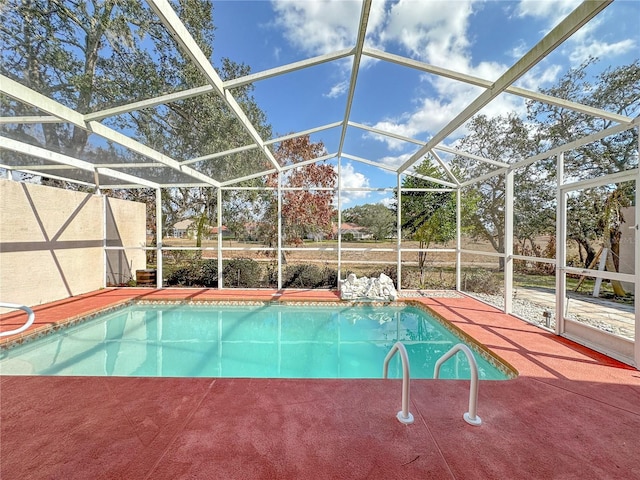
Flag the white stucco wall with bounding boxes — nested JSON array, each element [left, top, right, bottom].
[[105, 196, 147, 285], [0, 180, 146, 307]]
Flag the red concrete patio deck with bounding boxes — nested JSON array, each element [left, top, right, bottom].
[[1, 288, 639, 479]]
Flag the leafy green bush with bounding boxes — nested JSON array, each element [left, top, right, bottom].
[[222, 258, 262, 287], [322, 266, 339, 288], [165, 263, 203, 287], [342, 232, 355, 242], [200, 260, 219, 287], [283, 264, 325, 288]]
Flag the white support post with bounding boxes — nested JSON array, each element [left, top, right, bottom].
[[217, 187, 223, 289], [635, 128, 640, 367], [555, 153, 566, 335], [504, 169, 514, 314], [155, 188, 163, 288], [396, 174, 402, 292], [337, 157, 342, 284], [102, 194, 107, 289], [277, 171, 283, 290], [456, 188, 462, 291], [93, 170, 101, 195], [592, 248, 608, 297]]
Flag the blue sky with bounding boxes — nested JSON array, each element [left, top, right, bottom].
[[208, 0, 638, 207]]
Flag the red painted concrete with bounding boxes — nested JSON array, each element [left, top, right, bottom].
[[2, 289, 640, 479]]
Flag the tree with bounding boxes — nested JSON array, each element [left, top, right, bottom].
[[528, 59, 640, 272], [1, 0, 274, 247], [451, 114, 549, 269], [342, 203, 395, 241], [264, 136, 337, 246], [1, 0, 173, 161], [396, 158, 457, 284], [565, 189, 602, 267], [527, 58, 639, 179]]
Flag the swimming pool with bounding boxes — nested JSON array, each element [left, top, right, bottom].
[[0, 302, 512, 379]]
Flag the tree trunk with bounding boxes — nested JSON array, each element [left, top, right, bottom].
[[604, 229, 626, 297], [610, 229, 622, 272], [418, 239, 427, 286], [195, 214, 207, 248], [572, 237, 596, 268]]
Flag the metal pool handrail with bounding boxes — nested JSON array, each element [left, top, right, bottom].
[[434, 343, 482, 426], [383, 342, 414, 424], [0, 302, 35, 337]]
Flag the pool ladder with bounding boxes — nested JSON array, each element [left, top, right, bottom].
[[383, 342, 482, 426], [0, 302, 35, 337]]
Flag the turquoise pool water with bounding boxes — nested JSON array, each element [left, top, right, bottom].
[[0, 303, 511, 380]]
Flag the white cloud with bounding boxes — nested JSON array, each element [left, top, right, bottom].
[[272, 0, 634, 153], [334, 162, 370, 205], [515, 1, 636, 68], [569, 39, 636, 65], [509, 39, 529, 60], [360, 0, 525, 148], [565, 12, 637, 67], [515, 0, 581, 28], [376, 152, 414, 170], [379, 0, 474, 67], [324, 80, 350, 99], [271, 1, 363, 55], [517, 64, 563, 91], [271, 0, 385, 98], [365, 72, 528, 151], [379, 196, 396, 209]]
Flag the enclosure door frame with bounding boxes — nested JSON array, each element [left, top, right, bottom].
[[556, 167, 638, 366]]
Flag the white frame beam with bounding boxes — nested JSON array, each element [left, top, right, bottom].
[[363, 47, 631, 126], [336, 0, 371, 157], [348, 121, 509, 169], [147, 0, 281, 173], [0, 74, 219, 187], [224, 49, 355, 89], [0, 137, 160, 189]]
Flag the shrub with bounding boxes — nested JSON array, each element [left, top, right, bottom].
[[463, 269, 500, 294], [263, 262, 278, 287], [222, 258, 262, 287], [342, 232, 355, 242], [283, 264, 325, 288], [165, 263, 203, 286], [200, 260, 219, 287], [322, 266, 339, 289]]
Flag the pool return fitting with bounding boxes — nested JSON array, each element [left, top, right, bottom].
[[0, 302, 35, 337], [383, 342, 482, 426]]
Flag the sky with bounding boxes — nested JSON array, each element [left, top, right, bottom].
[[162, 1, 639, 205]]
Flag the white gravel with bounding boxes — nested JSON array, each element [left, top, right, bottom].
[[469, 293, 633, 339], [399, 289, 633, 340]]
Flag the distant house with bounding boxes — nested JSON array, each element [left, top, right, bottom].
[[209, 225, 232, 237], [171, 219, 196, 238], [170, 220, 231, 239], [325, 222, 370, 241], [340, 223, 371, 240]]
